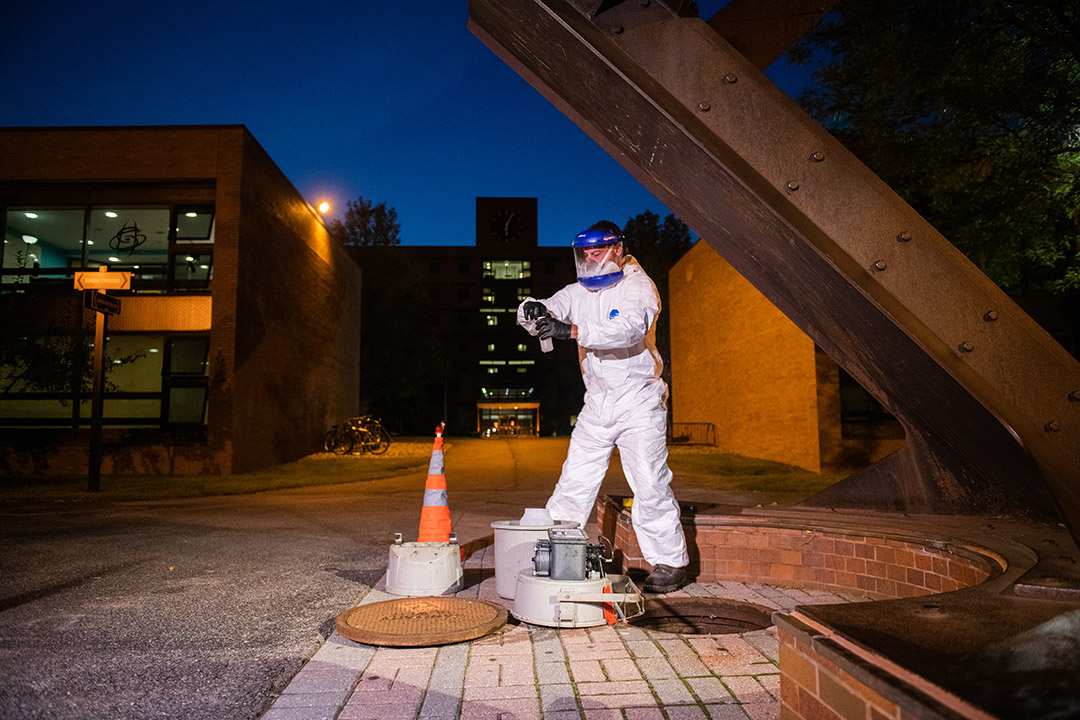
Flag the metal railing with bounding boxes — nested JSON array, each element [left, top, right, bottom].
[[668, 422, 717, 446]]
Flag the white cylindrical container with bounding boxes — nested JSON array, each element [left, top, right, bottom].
[[385, 541, 463, 596], [512, 573, 612, 628], [490, 519, 578, 599]]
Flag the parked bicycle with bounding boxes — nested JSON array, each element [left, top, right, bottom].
[[324, 415, 392, 455]]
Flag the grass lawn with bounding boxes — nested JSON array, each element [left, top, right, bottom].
[[666, 450, 843, 494], [0, 440, 434, 503], [0, 441, 843, 503]]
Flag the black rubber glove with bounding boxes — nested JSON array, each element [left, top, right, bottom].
[[536, 316, 572, 341], [523, 301, 548, 321]]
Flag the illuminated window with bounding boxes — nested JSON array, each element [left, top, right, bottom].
[[483, 260, 531, 280], [174, 206, 215, 243], [487, 367, 498, 374], [517, 343, 527, 352], [2, 204, 214, 293], [486, 315, 498, 326], [487, 343, 496, 352]]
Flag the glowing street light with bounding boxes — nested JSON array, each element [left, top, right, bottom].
[[317, 201, 331, 214]]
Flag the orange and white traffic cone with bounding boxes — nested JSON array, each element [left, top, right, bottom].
[[417, 424, 452, 543]]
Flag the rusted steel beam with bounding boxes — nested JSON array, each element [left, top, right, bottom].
[[467, 0, 1080, 538]]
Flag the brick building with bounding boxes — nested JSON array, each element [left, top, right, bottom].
[[0, 126, 362, 475], [669, 241, 903, 473], [387, 197, 582, 436]]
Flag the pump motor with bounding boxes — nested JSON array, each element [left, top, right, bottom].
[[532, 526, 606, 580]]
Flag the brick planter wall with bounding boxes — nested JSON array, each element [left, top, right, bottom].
[[597, 495, 1009, 720], [596, 496, 997, 600], [777, 623, 902, 720]]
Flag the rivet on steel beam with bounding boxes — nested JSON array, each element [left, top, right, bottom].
[[810, 151, 825, 162], [958, 341, 974, 353], [872, 260, 886, 271], [983, 310, 998, 322], [786, 181, 799, 191], [896, 230, 912, 242], [724, 73, 738, 84], [698, 101, 711, 112], [612, 24, 624, 34], [1045, 420, 1060, 433], [1068, 390, 1080, 402], [639, 0, 650, 5], [919, 604, 945, 617]]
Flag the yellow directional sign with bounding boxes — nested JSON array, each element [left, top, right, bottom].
[[74, 271, 132, 291]]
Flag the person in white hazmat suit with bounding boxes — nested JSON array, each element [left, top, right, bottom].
[[517, 221, 689, 593]]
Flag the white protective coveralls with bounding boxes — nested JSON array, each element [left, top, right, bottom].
[[517, 255, 689, 569]]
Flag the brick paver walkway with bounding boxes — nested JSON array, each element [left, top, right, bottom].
[[261, 543, 866, 720]]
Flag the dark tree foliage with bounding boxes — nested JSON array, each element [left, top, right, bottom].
[[621, 210, 694, 370], [327, 197, 401, 247], [790, 0, 1080, 294]]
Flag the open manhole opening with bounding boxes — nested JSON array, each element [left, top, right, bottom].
[[629, 597, 774, 635]]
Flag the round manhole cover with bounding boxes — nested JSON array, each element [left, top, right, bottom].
[[629, 597, 774, 635], [335, 596, 508, 647]]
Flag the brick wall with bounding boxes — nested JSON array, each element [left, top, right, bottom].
[[670, 242, 906, 474], [669, 241, 823, 472], [777, 625, 903, 720], [597, 498, 994, 600], [225, 131, 361, 473]]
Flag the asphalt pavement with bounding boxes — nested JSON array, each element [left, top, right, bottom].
[[0, 437, 608, 720]]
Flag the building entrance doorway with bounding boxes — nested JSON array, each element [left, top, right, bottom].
[[477, 402, 539, 437]]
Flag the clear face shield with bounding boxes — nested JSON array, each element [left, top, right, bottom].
[[573, 238, 624, 291]]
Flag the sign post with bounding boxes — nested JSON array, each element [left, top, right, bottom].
[[75, 266, 130, 492]]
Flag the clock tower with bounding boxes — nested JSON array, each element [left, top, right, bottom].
[[476, 197, 538, 248]]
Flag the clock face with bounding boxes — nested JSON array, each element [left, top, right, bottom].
[[490, 209, 522, 244]]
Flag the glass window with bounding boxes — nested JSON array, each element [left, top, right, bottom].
[[0, 332, 208, 429], [172, 251, 213, 291], [168, 387, 208, 424], [4, 203, 214, 293], [163, 335, 209, 427], [483, 260, 531, 280], [169, 338, 210, 374], [105, 335, 165, 392], [3, 208, 87, 285], [174, 207, 215, 243], [86, 206, 170, 269]]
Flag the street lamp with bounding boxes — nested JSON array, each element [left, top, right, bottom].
[[317, 201, 331, 214]]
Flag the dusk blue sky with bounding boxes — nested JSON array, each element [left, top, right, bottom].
[[1, 1, 814, 246]]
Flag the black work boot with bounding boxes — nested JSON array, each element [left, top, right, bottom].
[[643, 564, 687, 593]]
